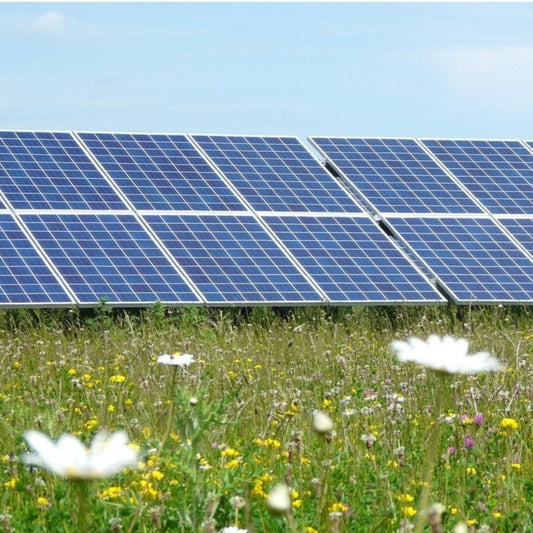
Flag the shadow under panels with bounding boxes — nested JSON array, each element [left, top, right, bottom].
[[311, 137, 533, 303]]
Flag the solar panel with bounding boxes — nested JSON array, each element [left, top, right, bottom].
[[21, 213, 200, 305], [261, 215, 445, 303], [499, 218, 533, 255], [144, 213, 323, 304], [310, 137, 483, 215], [0, 131, 127, 210], [192, 135, 363, 213], [0, 213, 73, 305], [77, 132, 246, 211], [422, 139, 533, 215], [386, 216, 533, 303]]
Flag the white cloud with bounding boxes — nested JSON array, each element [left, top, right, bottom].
[[431, 45, 533, 111], [30, 10, 70, 35]]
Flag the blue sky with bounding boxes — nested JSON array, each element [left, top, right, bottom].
[[2, 3, 533, 142]]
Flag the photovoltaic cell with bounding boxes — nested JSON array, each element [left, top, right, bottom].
[[78, 132, 246, 211], [422, 139, 533, 215], [387, 216, 533, 302], [144, 214, 323, 304], [0, 131, 127, 210], [21, 213, 199, 305], [261, 215, 445, 303], [192, 135, 363, 213], [310, 137, 483, 215], [0, 214, 73, 305], [499, 218, 533, 255]]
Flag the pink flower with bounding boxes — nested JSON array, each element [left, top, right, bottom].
[[464, 434, 475, 450], [474, 413, 484, 427]]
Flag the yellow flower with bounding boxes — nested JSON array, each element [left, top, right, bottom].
[[402, 506, 417, 517], [151, 470, 164, 481], [109, 375, 126, 383], [466, 467, 477, 476], [511, 463, 521, 471], [67, 368, 76, 376], [493, 512, 503, 519], [221, 448, 241, 459], [397, 493, 414, 503], [107, 404, 115, 413], [330, 502, 348, 513], [4, 477, 17, 489], [36, 496, 49, 508], [449, 507, 458, 516], [224, 459, 242, 469], [501, 418, 519, 430]]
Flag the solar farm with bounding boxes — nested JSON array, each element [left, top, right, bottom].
[[1, 131, 533, 308], [1, 132, 532, 532]]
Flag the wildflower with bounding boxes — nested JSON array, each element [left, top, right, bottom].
[[464, 434, 475, 450], [22, 430, 139, 479], [390, 335, 502, 374], [473, 413, 484, 426], [109, 375, 126, 383], [156, 352, 195, 367], [229, 496, 245, 510], [266, 482, 291, 513], [501, 418, 519, 430], [36, 496, 49, 508], [312, 410, 334, 433], [221, 528, 248, 533], [466, 467, 477, 476]]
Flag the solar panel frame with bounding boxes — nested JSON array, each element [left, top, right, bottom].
[[20, 212, 201, 306], [143, 213, 325, 305], [76, 132, 249, 212], [191, 134, 365, 213], [383, 215, 533, 303], [260, 213, 446, 304], [0, 131, 129, 211], [309, 136, 485, 216], [421, 138, 533, 215]]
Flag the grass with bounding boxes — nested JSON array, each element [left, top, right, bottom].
[[0, 304, 531, 532]]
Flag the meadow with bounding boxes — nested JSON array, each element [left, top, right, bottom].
[[0, 303, 531, 532]]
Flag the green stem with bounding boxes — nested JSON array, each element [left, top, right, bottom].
[[71, 480, 90, 533], [414, 372, 446, 533]]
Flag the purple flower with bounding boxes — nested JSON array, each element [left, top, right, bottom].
[[464, 433, 475, 450], [474, 413, 484, 427], [447, 446, 456, 456]]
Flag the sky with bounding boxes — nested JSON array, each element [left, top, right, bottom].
[[2, 2, 533, 144]]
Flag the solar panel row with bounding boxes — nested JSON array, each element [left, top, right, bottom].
[[311, 137, 533, 304], [0, 131, 531, 307]]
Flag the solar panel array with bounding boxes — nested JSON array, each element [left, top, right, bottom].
[[311, 136, 533, 304], [0, 130, 531, 307]]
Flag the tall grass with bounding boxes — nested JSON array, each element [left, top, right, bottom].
[[0, 304, 531, 532]]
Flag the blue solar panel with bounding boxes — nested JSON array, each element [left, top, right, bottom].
[[310, 137, 483, 215], [0, 213, 73, 305], [21, 213, 200, 305], [144, 214, 323, 304], [78, 132, 246, 211], [387, 216, 533, 303], [499, 218, 533, 255], [422, 139, 533, 215], [192, 135, 363, 213], [0, 131, 127, 210], [261, 215, 445, 303]]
